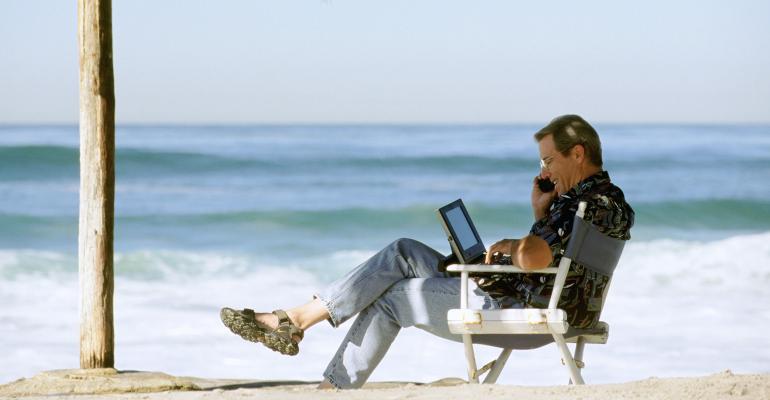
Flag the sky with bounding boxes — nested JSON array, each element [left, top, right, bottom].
[[1, 0, 769, 124]]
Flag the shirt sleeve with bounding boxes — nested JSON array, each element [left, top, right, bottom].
[[529, 210, 571, 267]]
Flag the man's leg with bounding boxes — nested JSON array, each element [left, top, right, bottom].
[[322, 277, 498, 389], [313, 237, 448, 328], [234, 238, 447, 343]]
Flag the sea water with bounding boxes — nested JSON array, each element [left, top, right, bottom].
[[1, 124, 769, 385]]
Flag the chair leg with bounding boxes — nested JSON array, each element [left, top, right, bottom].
[[574, 337, 586, 368], [569, 337, 587, 384], [462, 334, 479, 383], [552, 333, 585, 385], [482, 348, 512, 384]]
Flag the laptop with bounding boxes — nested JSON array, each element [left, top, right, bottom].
[[436, 198, 511, 268]]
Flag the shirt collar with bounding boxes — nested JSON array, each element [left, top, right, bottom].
[[562, 170, 610, 199]]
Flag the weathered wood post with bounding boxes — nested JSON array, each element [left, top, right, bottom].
[[77, 0, 115, 369]]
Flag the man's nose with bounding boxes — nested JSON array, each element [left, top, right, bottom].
[[539, 169, 551, 179]]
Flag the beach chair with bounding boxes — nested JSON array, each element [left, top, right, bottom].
[[446, 201, 626, 385]]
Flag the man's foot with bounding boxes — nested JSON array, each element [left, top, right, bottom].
[[317, 379, 335, 390], [220, 308, 304, 356]]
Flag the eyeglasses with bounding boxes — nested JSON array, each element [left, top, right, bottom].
[[539, 157, 553, 171], [539, 144, 577, 171]]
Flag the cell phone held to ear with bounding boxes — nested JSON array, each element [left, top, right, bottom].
[[537, 178, 555, 193]]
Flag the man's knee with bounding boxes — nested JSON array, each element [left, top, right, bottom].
[[390, 237, 426, 252], [385, 238, 442, 276]]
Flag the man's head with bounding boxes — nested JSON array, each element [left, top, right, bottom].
[[534, 115, 603, 195]]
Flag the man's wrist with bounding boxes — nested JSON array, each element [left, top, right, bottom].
[[509, 239, 520, 255]]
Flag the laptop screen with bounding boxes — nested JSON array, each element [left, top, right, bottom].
[[437, 199, 486, 263], [445, 206, 479, 251]]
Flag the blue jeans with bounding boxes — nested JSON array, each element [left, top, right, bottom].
[[315, 238, 499, 389]]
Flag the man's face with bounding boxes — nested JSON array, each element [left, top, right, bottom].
[[538, 134, 580, 196]]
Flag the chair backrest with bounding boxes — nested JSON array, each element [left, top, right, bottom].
[[558, 206, 627, 327], [547, 202, 626, 310], [564, 215, 626, 277]]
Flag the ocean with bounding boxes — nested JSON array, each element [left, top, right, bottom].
[[1, 124, 769, 385]]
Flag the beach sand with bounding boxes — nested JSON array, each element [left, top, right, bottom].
[[1, 369, 767, 400]]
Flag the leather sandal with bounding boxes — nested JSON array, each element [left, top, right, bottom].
[[220, 307, 304, 356]]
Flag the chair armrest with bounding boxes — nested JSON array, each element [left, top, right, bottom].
[[447, 308, 569, 335], [446, 264, 559, 274]]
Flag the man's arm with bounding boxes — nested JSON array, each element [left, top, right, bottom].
[[484, 235, 553, 271]]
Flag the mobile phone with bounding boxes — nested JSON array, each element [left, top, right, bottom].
[[537, 178, 555, 193]]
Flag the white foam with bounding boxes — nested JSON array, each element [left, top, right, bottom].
[[1, 233, 769, 385]]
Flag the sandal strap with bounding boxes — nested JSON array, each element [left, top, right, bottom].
[[272, 310, 304, 340], [272, 309, 291, 325]]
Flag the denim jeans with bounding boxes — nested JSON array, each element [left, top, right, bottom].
[[314, 238, 499, 389]]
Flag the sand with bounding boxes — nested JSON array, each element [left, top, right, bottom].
[[1, 369, 768, 400]]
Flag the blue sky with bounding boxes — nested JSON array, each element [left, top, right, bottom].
[[1, 0, 769, 124]]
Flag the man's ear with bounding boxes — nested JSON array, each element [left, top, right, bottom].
[[572, 144, 586, 163]]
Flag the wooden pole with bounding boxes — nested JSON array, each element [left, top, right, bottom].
[[77, 0, 115, 369]]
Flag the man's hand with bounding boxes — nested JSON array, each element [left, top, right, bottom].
[[485, 239, 517, 264], [531, 175, 557, 220], [485, 235, 553, 270]]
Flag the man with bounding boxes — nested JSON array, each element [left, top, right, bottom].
[[220, 115, 634, 389]]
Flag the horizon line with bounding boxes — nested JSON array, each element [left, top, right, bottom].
[[2, 121, 770, 128]]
